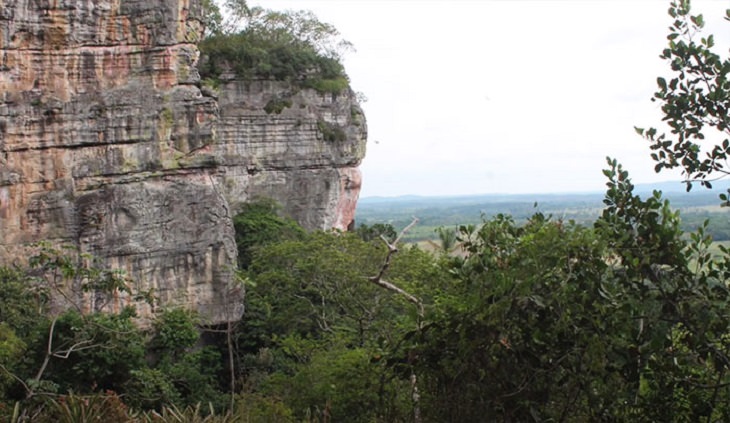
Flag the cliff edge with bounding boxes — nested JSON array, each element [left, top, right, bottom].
[[0, 0, 367, 322]]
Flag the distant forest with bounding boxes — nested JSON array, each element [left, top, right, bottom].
[[356, 181, 730, 242]]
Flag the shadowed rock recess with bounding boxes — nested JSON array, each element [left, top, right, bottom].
[[0, 0, 367, 322]]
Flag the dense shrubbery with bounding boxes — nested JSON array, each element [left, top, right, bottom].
[[198, 5, 351, 94], [6, 172, 730, 421], [408, 160, 730, 421], [0, 245, 235, 419], [232, 198, 304, 270]]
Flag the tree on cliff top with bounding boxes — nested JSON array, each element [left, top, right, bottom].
[[198, 1, 352, 93], [202, 0, 249, 37], [637, 1, 730, 193]]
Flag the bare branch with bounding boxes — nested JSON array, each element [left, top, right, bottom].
[[368, 217, 424, 319], [33, 316, 59, 386], [394, 217, 420, 246], [52, 340, 99, 359], [370, 277, 424, 318], [367, 217, 424, 421]]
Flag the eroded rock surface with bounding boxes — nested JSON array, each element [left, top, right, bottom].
[[214, 79, 366, 230], [0, 0, 366, 322]]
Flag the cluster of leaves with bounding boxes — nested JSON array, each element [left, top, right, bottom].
[[263, 97, 293, 115], [316, 119, 347, 143], [637, 0, 730, 192], [232, 198, 304, 270], [234, 225, 447, 421], [198, 3, 351, 94], [405, 159, 730, 421], [229, 160, 730, 420]]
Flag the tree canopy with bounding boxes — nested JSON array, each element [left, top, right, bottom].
[[198, 1, 352, 94], [637, 1, 730, 193]]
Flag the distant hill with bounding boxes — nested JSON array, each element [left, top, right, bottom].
[[360, 180, 730, 204], [356, 180, 730, 242]]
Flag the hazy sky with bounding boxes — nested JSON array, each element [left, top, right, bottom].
[[251, 0, 729, 197]]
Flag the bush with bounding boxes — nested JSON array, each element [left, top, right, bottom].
[[198, 8, 351, 95], [35, 392, 132, 423], [316, 120, 347, 143], [234, 393, 294, 423], [232, 199, 304, 270], [263, 97, 292, 115]]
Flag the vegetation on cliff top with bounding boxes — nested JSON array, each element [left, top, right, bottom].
[[198, 1, 352, 94]]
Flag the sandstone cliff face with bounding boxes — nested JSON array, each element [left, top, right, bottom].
[[215, 79, 366, 230], [0, 0, 366, 322]]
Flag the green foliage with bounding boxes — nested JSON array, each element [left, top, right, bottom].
[[244, 231, 387, 348], [126, 368, 182, 411], [151, 309, 200, 357], [637, 0, 730, 192], [233, 393, 294, 422], [263, 97, 292, 115], [161, 347, 226, 410], [416, 213, 614, 421], [0, 267, 43, 399], [316, 120, 347, 143], [37, 308, 146, 395], [355, 222, 397, 243], [597, 157, 687, 273], [0, 325, 25, 398], [303, 76, 350, 95], [143, 402, 235, 423], [263, 346, 380, 422], [202, 0, 250, 38], [232, 199, 304, 270], [35, 392, 132, 423], [146, 309, 227, 411], [198, 7, 351, 94], [0, 249, 229, 415], [435, 226, 457, 253], [201, 0, 224, 38], [0, 267, 47, 338], [408, 160, 730, 421], [238, 229, 444, 421]]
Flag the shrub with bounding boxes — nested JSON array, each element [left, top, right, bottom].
[[263, 98, 292, 115], [232, 199, 304, 270], [198, 8, 351, 95], [317, 120, 347, 143], [34, 392, 132, 423]]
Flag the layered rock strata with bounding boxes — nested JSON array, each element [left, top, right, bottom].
[[0, 0, 367, 322], [214, 79, 365, 230]]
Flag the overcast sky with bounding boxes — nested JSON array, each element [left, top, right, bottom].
[[251, 0, 729, 197]]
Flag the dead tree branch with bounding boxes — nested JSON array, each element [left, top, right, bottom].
[[366, 217, 424, 423], [368, 217, 424, 319]]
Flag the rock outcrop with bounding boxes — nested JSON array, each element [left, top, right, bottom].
[[0, 0, 367, 322], [215, 79, 365, 230]]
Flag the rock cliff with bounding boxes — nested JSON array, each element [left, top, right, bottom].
[[0, 0, 367, 322]]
